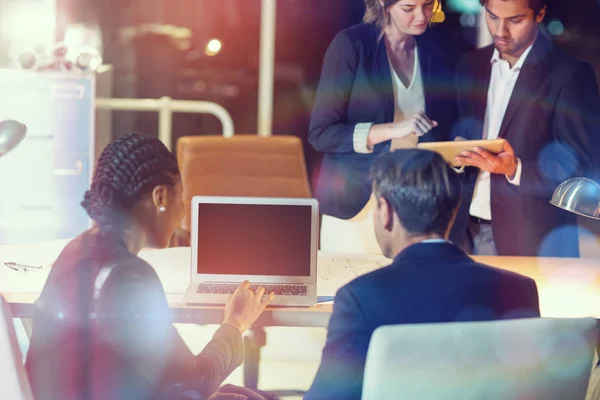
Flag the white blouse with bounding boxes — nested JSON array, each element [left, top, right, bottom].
[[353, 45, 425, 153]]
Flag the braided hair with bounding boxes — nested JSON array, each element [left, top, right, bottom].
[[81, 133, 179, 233]]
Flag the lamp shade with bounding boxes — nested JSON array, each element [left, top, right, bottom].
[[550, 177, 600, 220], [0, 120, 27, 157]]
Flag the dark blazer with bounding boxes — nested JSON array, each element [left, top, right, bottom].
[[26, 231, 242, 400], [450, 33, 600, 257], [305, 242, 540, 400], [309, 23, 457, 219]]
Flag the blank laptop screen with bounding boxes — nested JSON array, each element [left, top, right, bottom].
[[196, 203, 312, 276]]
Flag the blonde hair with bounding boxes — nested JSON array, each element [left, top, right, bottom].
[[363, 0, 399, 29], [363, 0, 443, 32]]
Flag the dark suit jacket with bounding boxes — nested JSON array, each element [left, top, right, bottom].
[[26, 231, 242, 400], [450, 33, 600, 257], [305, 242, 540, 400], [309, 23, 457, 219]]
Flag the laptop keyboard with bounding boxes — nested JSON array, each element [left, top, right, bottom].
[[196, 283, 307, 296]]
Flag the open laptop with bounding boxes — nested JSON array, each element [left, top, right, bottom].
[[183, 196, 319, 306]]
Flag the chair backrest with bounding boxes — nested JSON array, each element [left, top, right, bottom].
[[587, 350, 600, 400], [0, 296, 33, 400], [177, 135, 312, 232], [363, 318, 598, 400]]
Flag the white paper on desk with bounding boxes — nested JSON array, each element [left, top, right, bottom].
[[0, 240, 67, 293], [0, 268, 48, 293], [317, 254, 389, 296]]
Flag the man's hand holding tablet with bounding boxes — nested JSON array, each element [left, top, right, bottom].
[[455, 139, 518, 179], [417, 138, 518, 180]]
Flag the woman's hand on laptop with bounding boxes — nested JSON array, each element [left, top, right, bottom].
[[223, 281, 275, 334]]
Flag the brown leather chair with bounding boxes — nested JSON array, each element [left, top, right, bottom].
[[173, 135, 312, 245]]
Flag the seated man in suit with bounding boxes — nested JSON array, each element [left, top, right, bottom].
[[305, 149, 541, 400]]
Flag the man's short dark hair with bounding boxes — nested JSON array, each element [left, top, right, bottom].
[[370, 149, 462, 236], [479, 0, 547, 15]]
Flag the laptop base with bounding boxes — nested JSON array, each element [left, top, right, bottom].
[[183, 282, 317, 307]]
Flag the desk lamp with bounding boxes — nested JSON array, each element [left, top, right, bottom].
[[550, 178, 600, 220], [0, 120, 27, 157]]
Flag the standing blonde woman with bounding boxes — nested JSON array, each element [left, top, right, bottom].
[[310, 0, 457, 253]]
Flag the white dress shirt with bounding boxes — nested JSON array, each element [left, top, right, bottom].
[[353, 46, 425, 153], [420, 238, 453, 244], [469, 45, 532, 221]]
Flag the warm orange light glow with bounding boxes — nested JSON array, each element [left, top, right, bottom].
[[205, 39, 222, 56]]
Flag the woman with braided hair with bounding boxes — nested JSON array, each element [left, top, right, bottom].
[[25, 133, 275, 400]]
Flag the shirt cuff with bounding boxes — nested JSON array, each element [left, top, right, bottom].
[[506, 157, 522, 186], [353, 123, 374, 154]]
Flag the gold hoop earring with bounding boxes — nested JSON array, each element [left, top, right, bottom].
[[431, 0, 445, 23]]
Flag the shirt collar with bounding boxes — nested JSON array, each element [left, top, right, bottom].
[[420, 238, 452, 244], [490, 44, 534, 71]]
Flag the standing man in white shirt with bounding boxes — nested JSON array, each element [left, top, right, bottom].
[[450, 0, 600, 257]]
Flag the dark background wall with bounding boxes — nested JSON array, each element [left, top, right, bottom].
[[54, 0, 600, 182]]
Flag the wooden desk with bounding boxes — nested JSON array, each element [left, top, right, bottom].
[[2, 242, 599, 390], [2, 242, 600, 325]]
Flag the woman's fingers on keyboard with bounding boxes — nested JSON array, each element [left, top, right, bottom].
[[254, 286, 266, 299], [262, 292, 275, 306]]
